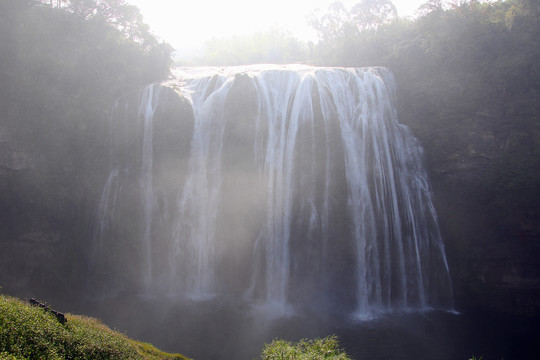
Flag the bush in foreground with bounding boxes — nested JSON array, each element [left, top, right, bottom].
[[0, 294, 188, 360], [260, 335, 352, 360]]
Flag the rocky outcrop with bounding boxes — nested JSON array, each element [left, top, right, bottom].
[[29, 298, 67, 324], [400, 101, 540, 316], [84, 84, 194, 296], [0, 85, 194, 301]]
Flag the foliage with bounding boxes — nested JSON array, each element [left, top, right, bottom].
[[0, 295, 189, 360], [0, 0, 172, 130], [259, 335, 352, 360], [350, 0, 397, 29], [0, 0, 172, 185], [311, 0, 540, 224], [308, 0, 397, 43], [308, 1, 355, 43], [190, 28, 310, 66], [33, 0, 171, 54]]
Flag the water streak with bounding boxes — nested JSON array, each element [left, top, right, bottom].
[[91, 65, 453, 318], [139, 84, 162, 292], [171, 72, 231, 297]]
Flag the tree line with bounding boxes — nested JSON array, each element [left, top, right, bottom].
[[33, 0, 166, 53]]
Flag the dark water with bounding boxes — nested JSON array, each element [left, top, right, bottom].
[[72, 297, 539, 360]]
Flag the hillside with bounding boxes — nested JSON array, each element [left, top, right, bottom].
[[0, 294, 188, 360]]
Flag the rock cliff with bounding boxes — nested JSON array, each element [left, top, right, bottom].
[[398, 93, 540, 316]]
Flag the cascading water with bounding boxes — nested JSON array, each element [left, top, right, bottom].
[[86, 167, 120, 295], [171, 73, 231, 297], [89, 65, 453, 319], [139, 84, 162, 292], [248, 70, 308, 311]]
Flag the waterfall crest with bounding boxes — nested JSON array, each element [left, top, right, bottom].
[[89, 65, 453, 318]]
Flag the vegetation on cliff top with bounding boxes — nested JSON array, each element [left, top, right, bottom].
[[0, 294, 188, 360]]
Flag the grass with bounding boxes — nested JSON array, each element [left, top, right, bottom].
[[259, 335, 352, 360], [1, 293, 352, 360], [0, 294, 189, 360]]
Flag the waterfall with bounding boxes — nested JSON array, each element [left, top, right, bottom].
[[139, 84, 162, 292], [171, 73, 231, 297], [87, 83, 163, 296], [250, 70, 306, 310], [86, 167, 120, 296], [90, 65, 453, 318]]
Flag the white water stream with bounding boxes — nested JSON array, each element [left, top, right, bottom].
[[90, 65, 453, 318]]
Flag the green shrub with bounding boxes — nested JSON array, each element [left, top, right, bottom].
[[260, 335, 352, 360]]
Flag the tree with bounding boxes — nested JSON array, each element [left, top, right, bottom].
[[308, 1, 356, 43], [35, 0, 163, 52], [350, 0, 397, 30], [198, 28, 309, 66], [417, 0, 445, 15], [308, 0, 398, 43]]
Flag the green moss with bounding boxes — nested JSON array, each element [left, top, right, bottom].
[[0, 295, 189, 360]]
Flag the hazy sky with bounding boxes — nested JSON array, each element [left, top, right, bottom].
[[126, 0, 426, 55]]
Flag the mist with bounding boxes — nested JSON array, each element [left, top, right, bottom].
[[1, 1, 539, 360]]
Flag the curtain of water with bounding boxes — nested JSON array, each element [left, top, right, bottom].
[[91, 65, 453, 317], [139, 84, 162, 293], [170, 73, 232, 297]]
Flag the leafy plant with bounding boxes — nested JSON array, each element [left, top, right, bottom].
[[260, 335, 352, 360]]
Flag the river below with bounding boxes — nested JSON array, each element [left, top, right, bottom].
[[70, 297, 539, 360]]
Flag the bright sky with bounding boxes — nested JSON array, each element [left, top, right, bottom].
[[126, 0, 426, 57]]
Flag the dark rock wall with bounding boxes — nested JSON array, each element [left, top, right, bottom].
[[397, 94, 540, 316], [1, 76, 538, 317], [0, 85, 193, 301]]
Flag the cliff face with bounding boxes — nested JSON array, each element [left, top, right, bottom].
[[0, 85, 193, 300], [0, 0, 173, 301], [398, 93, 540, 316], [1, 74, 538, 316], [85, 85, 194, 296], [0, 126, 75, 298]]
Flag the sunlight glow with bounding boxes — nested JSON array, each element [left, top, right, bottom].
[[127, 0, 426, 57]]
